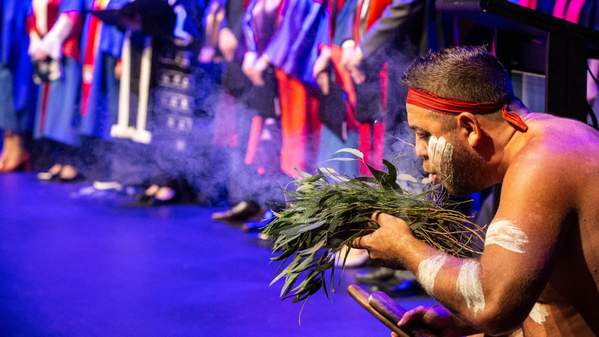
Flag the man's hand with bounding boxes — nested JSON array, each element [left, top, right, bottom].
[[244, 54, 269, 87], [114, 60, 122, 80], [392, 305, 472, 337], [340, 40, 355, 70], [218, 27, 238, 62], [28, 34, 47, 61], [199, 46, 216, 63], [347, 46, 366, 84], [313, 47, 331, 94], [352, 213, 415, 263], [316, 72, 330, 95]]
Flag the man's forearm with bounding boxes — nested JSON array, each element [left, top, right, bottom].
[[393, 235, 497, 330]]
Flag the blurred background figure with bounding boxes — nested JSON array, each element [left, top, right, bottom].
[[29, 0, 85, 182], [76, 0, 126, 190], [0, 0, 37, 173], [108, 0, 212, 206]]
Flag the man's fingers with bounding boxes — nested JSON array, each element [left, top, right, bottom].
[[351, 234, 373, 250], [375, 212, 407, 228], [316, 73, 330, 95], [371, 211, 381, 222], [372, 212, 397, 226], [413, 330, 436, 337], [351, 69, 366, 84], [397, 306, 427, 328]]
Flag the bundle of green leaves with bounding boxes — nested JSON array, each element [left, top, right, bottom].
[[263, 149, 485, 304]]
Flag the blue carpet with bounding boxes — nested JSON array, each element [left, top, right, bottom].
[[0, 173, 434, 337]]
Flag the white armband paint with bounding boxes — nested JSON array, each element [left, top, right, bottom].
[[417, 255, 448, 296], [485, 219, 529, 254], [456, 260, 485, 314]]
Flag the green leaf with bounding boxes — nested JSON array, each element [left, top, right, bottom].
[[296, 220, 327, 234], [280, 271, 300, 297], [366, 164, 387, 184], [333, 148, 364, 159], [327, 157, 359, 162]]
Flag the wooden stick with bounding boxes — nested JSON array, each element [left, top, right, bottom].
[[347, 284, 411, 337]]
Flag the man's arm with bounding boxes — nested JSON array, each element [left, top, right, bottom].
[[358, 0, 423, 60], [347, 0, 423, 83], [354, 151, 571, 335]]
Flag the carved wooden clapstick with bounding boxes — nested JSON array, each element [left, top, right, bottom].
[[347, 284, 411, 337]]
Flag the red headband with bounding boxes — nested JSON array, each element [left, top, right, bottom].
[[406, 87, 528, 132]]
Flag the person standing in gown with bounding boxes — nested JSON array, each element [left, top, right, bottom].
[[78, 0, 125, 184], [29, 0, 85, 182], [0, 0, 37, 172]]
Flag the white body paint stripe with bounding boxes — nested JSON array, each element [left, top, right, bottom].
[[456, 261, 486, 314], [417, 255, 448, 296], [485, 219, 529, 254], [529, 302, 549, 324]]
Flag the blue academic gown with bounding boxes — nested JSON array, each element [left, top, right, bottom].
[[0, 0, 37, 134], [33, 0, 84, 146], [263, 0, 329, 88], [79, 0, 126, 139]]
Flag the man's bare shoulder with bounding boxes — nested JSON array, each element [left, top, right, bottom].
[[502, 114, 599, 203], [514, 114, 599, 171]]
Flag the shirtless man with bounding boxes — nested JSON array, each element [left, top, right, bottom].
[[352, 46, 599, 336]]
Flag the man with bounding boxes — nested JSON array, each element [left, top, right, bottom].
[[352, 46, 599, 336]]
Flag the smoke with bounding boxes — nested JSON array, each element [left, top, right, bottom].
[[75, 34, 428, 207]]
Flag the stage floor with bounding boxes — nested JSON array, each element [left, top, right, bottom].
[[0, 173, 434, 337]]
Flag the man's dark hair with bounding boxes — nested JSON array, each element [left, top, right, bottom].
[[403, 46, 513, 103]]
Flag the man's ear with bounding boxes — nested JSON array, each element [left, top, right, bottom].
[[456, 112, 481, 147]]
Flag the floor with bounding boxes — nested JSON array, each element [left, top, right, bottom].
[[0, 173, 434, 337]]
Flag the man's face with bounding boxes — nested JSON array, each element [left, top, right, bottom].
[[407, 105, 487, 196]]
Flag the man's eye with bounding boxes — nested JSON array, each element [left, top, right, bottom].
[[416, 131, 430, 140]]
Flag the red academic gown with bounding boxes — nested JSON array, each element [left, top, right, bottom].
[[81, 0, 110, 116], [327, 0, 360, 135], [243, 0, 326, 177], [271, 0, 324, 177]]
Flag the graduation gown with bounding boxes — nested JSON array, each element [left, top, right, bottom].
[[79, 0, 125, 139], [262, 0, 328, 176], [31, 0, 84, 146], [241, 0, 283, 174], [0, 0, 37, 134]]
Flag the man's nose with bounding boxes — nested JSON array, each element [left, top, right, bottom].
[[415, 140, 428, 159]]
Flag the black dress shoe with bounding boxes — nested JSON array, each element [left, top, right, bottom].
[[212, 200, 262, 222], [136, 192, 153, 204]]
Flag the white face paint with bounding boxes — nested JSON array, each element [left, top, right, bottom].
[[484, 219, 529, 254], [417, 255, 448, 296], [427, 135, 454, 178], [456, 261, 485, 315], [529, 303, 549, 325]]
